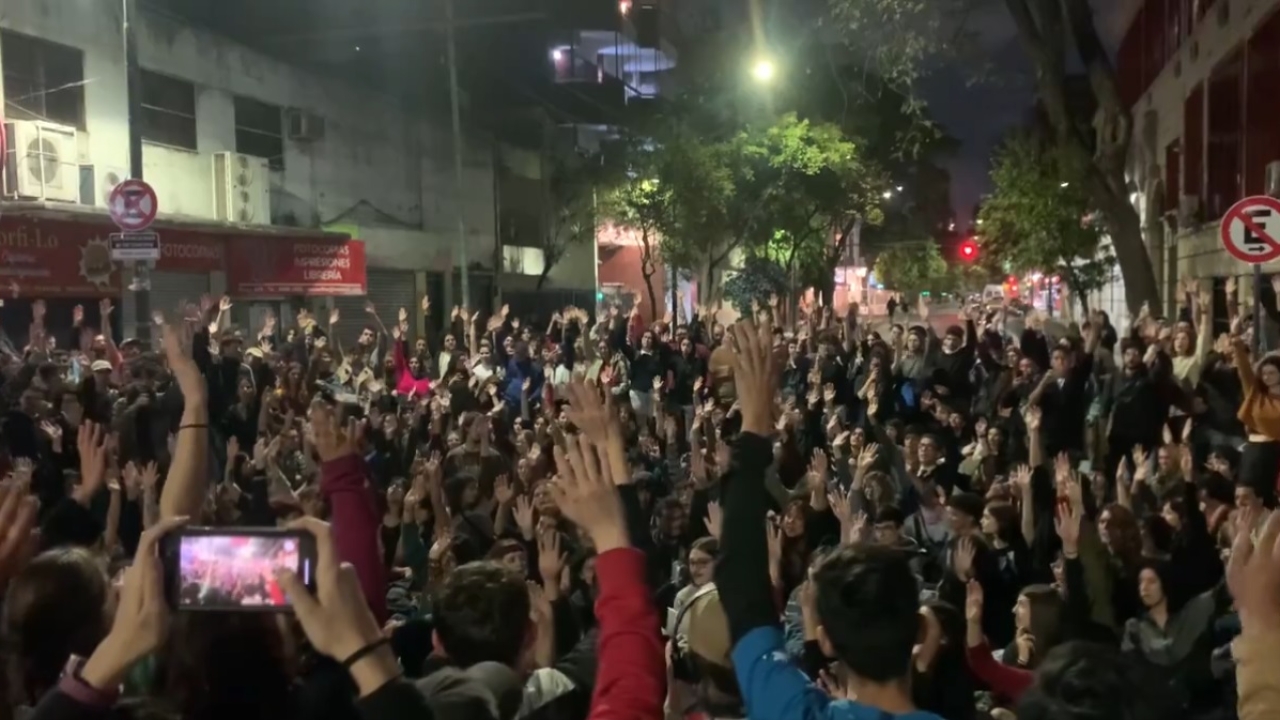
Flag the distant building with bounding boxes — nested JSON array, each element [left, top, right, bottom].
[[0, 0, 505, 342]]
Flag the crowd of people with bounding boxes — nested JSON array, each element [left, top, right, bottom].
[[0, 284, 1279, 720]]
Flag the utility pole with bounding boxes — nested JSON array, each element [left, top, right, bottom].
[[123, 0, 150, 344], [440, 5, 549, 310], [445, 0, 469, 309]]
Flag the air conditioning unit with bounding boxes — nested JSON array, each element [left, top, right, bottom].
[[212, 152, 271, 224], [286, 109, 325, 142], [2, 120, 80, 203], [1266, 161, 1280, 198]]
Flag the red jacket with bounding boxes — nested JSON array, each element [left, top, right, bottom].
[[320, 453, 388, 622], [966, 641, 1033, 702], [589, 548, 665, 720]]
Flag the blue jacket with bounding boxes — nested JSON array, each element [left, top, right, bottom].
[[731, 626, 947, 720], [504, 357, 544, 406]]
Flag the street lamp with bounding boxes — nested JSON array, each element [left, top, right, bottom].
[[751, 58, 776, 83]]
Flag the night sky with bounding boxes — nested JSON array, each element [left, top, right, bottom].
[[928, 0, 1139, 226]]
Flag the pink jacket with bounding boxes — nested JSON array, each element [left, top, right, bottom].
[[392, 339, 432, 398]]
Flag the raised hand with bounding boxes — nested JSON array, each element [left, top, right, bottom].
[[563, 380, 629, 487], [0, 481, 38, 589], [278, 518, 391, 683], [857, 443, 879, 472], [494, 474, 515, 506], [1012, 464, 1032, 494], [79, 516, 189, 688], [964, 579, 984, 625], [310, 403, 363, 463], [704, 501, 722, 539], [536, 530, 566, 593], [1131, 446, 1151, 484], [550, 434, 628, 553], [513, 495, 536, 540], [76, 420, 109, 505], [952, 536, 976, 581], [161, 317, 206, 407], [729, 319, 777, 436], [1056, 502, 1082, 556]]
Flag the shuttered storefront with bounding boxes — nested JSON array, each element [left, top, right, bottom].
[[332, 268, 416, 349], [148, 270, 211, 325]]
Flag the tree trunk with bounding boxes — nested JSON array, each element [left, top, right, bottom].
[[819, 276, 835, 308], [1102, 196, 1160, 315], [641, 265, 659, 321], [1004, 0, 1159, 316], [535, 265, 552, 290]]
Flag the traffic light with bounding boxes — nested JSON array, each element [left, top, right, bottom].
[[959, 239, 978, 262]]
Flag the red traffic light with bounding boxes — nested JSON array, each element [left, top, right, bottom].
[[959, 240, 978, 261]]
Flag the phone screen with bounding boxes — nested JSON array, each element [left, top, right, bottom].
[[174, 532, 311, 610]]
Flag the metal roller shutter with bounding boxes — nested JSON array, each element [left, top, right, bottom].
[[148, 270, 210, 324], [333, 269, 416, 349]]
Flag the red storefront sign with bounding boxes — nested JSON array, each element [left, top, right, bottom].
[[0, 214, 358, 297], [225, 237, 367, 296], [0, 216, 121, 297]]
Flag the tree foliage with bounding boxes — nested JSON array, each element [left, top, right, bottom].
[[826, 0, 1160, 312], [723, 255, 789, 317], [873, 241, 947, 296], [979, 133, 1099, 272], [978, 133, 1112, 311], [601, 111, 889, 308], [744, 114, 888, 303]]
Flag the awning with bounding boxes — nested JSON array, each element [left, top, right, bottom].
[[0, 201, 366, 297]]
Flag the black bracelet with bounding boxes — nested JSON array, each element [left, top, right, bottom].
[[177, 423, 209, 431], [341, 638, 391, 669]]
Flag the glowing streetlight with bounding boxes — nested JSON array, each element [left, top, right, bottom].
[[751, 58, 776, 83]]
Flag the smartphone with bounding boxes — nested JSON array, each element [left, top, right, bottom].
[[161, 527, 316, 612]]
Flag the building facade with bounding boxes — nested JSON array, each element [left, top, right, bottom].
[[1115, 0, 1280, 326], [0, 0, 599, 343]]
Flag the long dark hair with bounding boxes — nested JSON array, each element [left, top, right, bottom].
[[2, 547, 110, 707], [914, 601, 975, 720], [152, 613, 299, 720]]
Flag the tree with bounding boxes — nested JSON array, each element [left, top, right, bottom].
[[978, 133, 1112, 313], [827, 0, 1160, 313], [873, 241, 947, 296], [598, 149, 670, 318], [747, 114, 888, 308]]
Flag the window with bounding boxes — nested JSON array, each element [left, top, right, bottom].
[[233, 95, 284, 171], [1, 30, 86, 129], [140, 71, 197, 150], [502, 245, 547, 276]]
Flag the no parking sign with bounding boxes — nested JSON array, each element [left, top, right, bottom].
[[1220, 195, 1280, 265]]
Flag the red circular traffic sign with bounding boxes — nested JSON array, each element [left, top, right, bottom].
[[108, 178, 159, 232], [1219, 195, 1280, 265]]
